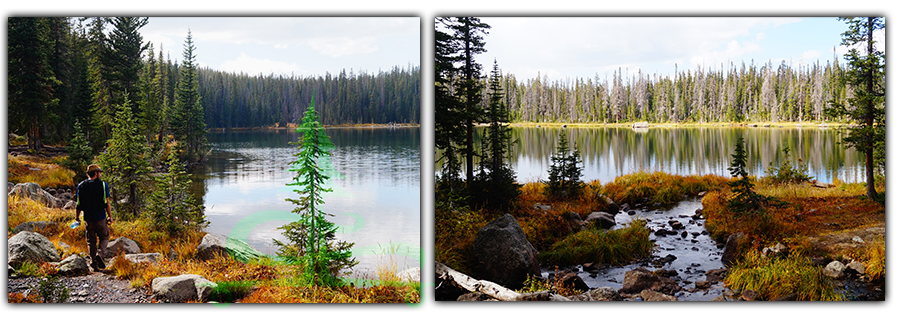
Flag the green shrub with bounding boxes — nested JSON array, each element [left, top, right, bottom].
[[538, 219, 651, 266]]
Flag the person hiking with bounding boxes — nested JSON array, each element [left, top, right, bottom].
[[75, 164, 113, 271]]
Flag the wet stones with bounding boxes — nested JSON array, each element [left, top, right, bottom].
[[620, 267, 682, 295], [721, 232, 746, 267], [585, 211, 616, 229]]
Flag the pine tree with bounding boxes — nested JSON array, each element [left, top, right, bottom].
[[545, 131, 584, 199], [63, 121, 94, 183], [146, 150, 206, 235], [827, 17, 885, 202], [471, 59, 520, 209], [447, 17, 490, 184], [8, 17, 60, 151], [727, 136, 763, 211], [275, 96, 356, 286], [171, 30, 208, 164], [98, 97, 151, 219], [434, 18, 465, 198]]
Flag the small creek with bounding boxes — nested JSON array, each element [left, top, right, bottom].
[[542, 199, 728, 301]]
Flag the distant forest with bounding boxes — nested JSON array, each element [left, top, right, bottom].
[[485, 59, 855, 124], [198, 65, 420, 128]]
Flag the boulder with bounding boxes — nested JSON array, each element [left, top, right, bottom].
[[105, 237, 141, 258], [596, 194, 619, 215], [570, 287, 623, 301], [57, 254, 90, 276], [533, 203, 552, 211], [8, 231, 61, 267], [196, 233, 264, 263], [846, 261, 866, 275], [721, 232, 746, 267], [8, 182, 65, 208], [151, 274, 217, 302], [396, 267, 420, 282], [640, 289, 678, 301], [555, 271, 589, 292], [8, 182, 14, 193], [741, 289, 760, 301], [762, 242, 789, 258], [63, 200, 77, 210], [705, 268, 728, 283], [12, 221, 60, 235], [620, 267, 682, 295], [109, 253, 163, 266], [823, 261, 847, 279], [472, 214, 541, 289], [584, 211, 616, 229]]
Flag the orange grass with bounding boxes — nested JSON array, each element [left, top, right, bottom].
[[7, 155, 76, 189], [240, 284, 420, 303]]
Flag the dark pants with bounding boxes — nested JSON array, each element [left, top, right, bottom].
[[85, 218, 109, 262]]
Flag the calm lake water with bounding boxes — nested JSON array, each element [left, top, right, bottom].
[[195, 127, 420, 277], [492, 126, 866, 184]]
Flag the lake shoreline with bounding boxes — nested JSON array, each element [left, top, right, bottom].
[[507, 121, 849, 128], [208, 123, 420, 132]]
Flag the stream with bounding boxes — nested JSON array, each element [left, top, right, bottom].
[[542, 199, 728, 301]]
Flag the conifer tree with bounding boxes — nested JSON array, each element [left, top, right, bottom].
[[147, 150, 206, 235], [98, 97, 151, 219], [545, 131, 584, 199], [8, 17, 60, 151], [63, 121, 94, 183], [827, 17, 885, 202], [275, 96, 356, 286], [172, 30, 208, 164], [727, 136, 763, 211], [471, 59, 520, 209]]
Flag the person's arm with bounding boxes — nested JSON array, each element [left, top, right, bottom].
[[105, 200, 112, 225]]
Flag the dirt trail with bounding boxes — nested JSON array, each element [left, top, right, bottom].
[[8, 271, 155, 303]]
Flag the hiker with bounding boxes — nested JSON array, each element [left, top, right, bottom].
[[75, 164, 113, 271]]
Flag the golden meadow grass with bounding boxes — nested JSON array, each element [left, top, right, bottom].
[[7, 155, 75, 189], [725, 250, 844, 301]]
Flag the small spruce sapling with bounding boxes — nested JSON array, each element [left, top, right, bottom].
[[727, 136, 764, 211], [545, 131, 584, 199], [275, 95, 356, 286]]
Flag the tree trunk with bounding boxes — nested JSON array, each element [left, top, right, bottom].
[[435, 262, 570, 301]]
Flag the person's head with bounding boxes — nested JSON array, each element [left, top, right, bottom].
[[86, 164, 103, 179]]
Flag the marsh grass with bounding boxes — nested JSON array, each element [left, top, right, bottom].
[[725, 250, 844, 301], [864, 235, 885, 280], [538, 220, 652, 267]]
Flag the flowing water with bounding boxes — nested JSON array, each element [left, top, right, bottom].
[[195, 127, 420, 278]]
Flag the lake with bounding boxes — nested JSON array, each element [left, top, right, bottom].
[[195, 127, 420, 278], [493, 125, 866, 184]]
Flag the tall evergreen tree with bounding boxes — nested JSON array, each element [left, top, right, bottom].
[[545, 131, 584, 199], [434, 18, 465, 196], [104, 17, 149, 111], [171, 30, 208, 163], [147, 150, 206, 235], [97, 97, 151, 219], [8, 17, 60, 151], [472, 59, 520, 208], [828, 17, 885, 201], [448, 17, 490, 184], [275, 96, 356, 286]]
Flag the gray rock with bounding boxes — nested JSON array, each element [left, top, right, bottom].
[[570, 287, 623, 301], [823, 261, 846, 279], [12, 221, 60, 235], [8, 231, 61, 267], [585, 211, 616, 229], [705, 268, 728, 283], [8, 182, 66, 208], [109, 253, 163, 266], [597, 194, 619, 215], [741, 289, 760, 301], [667, 220, 684, 230], [721, 232, 746, 267], [762, 242, 789, 258], [57, 254, 90, 276], [396, 267, 420, 282], [533, 203, 552, 211], [640, 289, 678, 301], [472, 214, 540, 289], [620, 267, 682, 295], [196, 233, 263, 263], [846, 261, 866, 275], [8, 182, 14, 193], [105, 237, 141, 258], [151, 274, 217, 302], [63, 200, 77, 210], [555, 271, 589, 292]]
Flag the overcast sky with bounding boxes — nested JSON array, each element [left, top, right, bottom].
[[141, 17, 420, 77], [450, 17, 883, 82]]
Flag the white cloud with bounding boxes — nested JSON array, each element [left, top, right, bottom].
[[308, 36, 378, 58], [219, 53, 305, 76]]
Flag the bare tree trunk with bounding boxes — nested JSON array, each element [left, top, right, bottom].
[[435, 262, 570, 301]]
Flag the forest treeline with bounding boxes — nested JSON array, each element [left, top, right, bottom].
[[485, 59, 855, 124], [198, 65, 420, 128], [7, 17, 420, 155]]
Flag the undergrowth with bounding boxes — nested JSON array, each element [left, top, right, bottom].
[[725, 250, 844, 301], [538, 220, 652, 267]]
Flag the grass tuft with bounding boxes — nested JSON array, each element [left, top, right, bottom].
[[725, 250, 844, 301], [538, 219, 652, 267]]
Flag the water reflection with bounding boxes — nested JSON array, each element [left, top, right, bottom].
[[196, 128, 421, 275], [484, 126, 865, 184]]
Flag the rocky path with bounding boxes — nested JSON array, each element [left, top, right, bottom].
[[8, 272, 155, 303]]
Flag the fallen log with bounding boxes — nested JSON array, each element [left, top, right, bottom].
[[435, 262, 570, 301]]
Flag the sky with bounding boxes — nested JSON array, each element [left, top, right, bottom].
[[455, 17, 885, 82], [140, 17, 420, 77]]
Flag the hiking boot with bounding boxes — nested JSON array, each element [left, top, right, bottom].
[[90, 258, 99, 271], [94, 255, 106, 270]]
